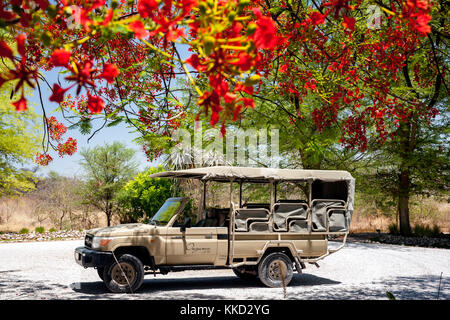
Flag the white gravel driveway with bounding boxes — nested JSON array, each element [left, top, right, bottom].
[[0, 240, 448, 300]]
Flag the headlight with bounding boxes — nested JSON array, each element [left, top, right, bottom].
[[92, 236, 113, 249]]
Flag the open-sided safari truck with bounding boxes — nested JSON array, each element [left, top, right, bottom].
[[75, 166, 355, 293]]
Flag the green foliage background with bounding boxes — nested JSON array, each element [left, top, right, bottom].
[[117, 166, 175, 223]]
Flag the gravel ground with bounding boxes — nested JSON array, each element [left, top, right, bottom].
[[0, 240, 448, 300]]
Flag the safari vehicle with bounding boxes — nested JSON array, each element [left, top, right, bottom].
[[75, 166, 355, 293]]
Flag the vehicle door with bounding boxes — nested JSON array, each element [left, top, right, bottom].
[[166, 225, 219, 265]]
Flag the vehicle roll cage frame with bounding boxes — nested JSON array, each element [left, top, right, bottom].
[[149, 167, 355, 266]]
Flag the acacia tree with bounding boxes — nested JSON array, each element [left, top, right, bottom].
[[79, 141, 138, 226]]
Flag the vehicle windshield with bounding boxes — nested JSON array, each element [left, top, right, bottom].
[[149, 199, 183, 226]]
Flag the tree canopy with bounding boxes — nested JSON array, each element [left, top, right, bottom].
[[79, 141, 138, 226], [0, 0, 445, 161]]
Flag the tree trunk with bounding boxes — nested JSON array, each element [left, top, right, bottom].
[[59, 210, 65, 230], [105, 198, 113, 226], [398, 168, 411, 235], [395, 64, 418, 236], [396, 115, 414, 236], [106, 210, 111, 226]]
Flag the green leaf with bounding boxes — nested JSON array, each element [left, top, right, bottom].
[[106, 118, 123, 128], [79, 119, 92, 135]]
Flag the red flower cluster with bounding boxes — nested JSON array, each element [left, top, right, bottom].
[[38, 115, 78, 165], [100, 64, 120, 84], [48, 56, 119, 115], [182, 1, 280, 134], [87, 94, 105, 114], [35, 153, 53, 166], [402, 0, 432, 34], [50, 49, 71, 67], [47, 116, 67, 141], [57, 137, 78, 157], [251, 8, 281, 50]]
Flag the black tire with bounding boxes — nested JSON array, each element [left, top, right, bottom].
[[257, 252, 293, 288], [96, 267, 104, 280], [103, 254, 144, 293], [232, 266, 258, 280]]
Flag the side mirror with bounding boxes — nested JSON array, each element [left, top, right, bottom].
[[180, 216, 191, 232]]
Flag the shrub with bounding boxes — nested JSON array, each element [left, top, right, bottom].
[[412, 224, 441, 237], [49, 228, 57, 232], [117, 166, 176, 223], [35, 226, 45, 233], [388, 223, 399, 235], [19, 228, 29, 234]]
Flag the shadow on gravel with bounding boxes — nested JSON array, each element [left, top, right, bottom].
[[0, 274, 69, 299], [69, 273, 448, 300], [297, 274, 448, 300], [1, 271, 446, 300], [70, 274, 340, 296]]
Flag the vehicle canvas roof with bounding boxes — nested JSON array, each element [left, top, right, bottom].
[[148, 166, 354, 183]]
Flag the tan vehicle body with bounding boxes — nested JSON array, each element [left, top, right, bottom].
[[75, 166, 354, 292], [85, 224, 328, 267]]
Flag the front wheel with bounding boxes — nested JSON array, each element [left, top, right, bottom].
[[258, 252, 293, 288], [103, 254, 144, 293]]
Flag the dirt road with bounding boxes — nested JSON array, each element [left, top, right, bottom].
[[0, 240, 448, 300]]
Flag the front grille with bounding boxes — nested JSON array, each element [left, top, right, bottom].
[[85, 234, 93, 248]]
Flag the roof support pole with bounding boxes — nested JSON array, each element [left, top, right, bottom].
[[269, 179, 275, 230], [308, 179, 312, 206], [274, 181, 277, 204], [308, 179, 313, 232], [239, 180, 243, 208], [229, 179, 235, 266], [269, 179, 274, 210], [202, 180, 207, 211]]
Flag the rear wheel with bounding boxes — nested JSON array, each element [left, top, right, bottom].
[[232, 266, 258, 280], [103, 254, 144, 293], [258, 252, 293, 288]]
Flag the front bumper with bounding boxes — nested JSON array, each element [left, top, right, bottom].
[[74, 246, 114, 268]]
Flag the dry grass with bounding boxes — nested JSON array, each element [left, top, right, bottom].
[[0, 197, 119, 232], [350, 212, 394, 233], [351, 196, 449, 233]]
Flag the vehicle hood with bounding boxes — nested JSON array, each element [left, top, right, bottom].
[[87, 223, 160, 237]]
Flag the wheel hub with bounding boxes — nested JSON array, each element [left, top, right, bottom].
[[111, 262, 135, 286], [268, 259, 286, 281]]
